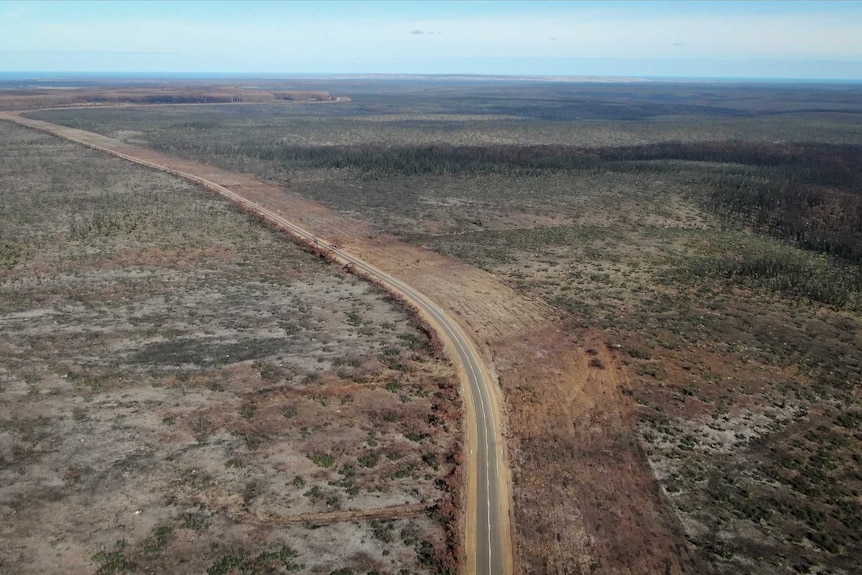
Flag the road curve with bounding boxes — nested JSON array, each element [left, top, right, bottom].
[[1, 112, 512, 575]]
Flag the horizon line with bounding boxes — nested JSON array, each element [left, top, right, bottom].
[[2, 71, 862, 85]]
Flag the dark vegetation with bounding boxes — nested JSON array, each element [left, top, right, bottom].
[[26, 79, 862, 574], [178, 139, 862, 267]]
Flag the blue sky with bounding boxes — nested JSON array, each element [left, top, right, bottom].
[[1, 1, 861, 79]]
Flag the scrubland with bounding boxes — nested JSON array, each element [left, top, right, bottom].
[[20, 79, 862, 573], [0, 122, 460, 574]]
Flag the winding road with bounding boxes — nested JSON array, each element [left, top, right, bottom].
[[1, 112, 513, 575]]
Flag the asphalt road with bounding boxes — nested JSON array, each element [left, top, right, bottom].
[[216, 187, 510, 575], [338, 251, 508, 575], [2, 113, 511, 575]]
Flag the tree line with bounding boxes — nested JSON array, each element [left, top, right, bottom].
[[148, 135, 862, 268], [251, 140, 861, 265], [249, 140, 861, 188]]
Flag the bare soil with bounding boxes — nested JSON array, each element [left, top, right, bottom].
[[0, 83, 335, 112], [0, 122, 460, 574], [21, 85, 862, 574], [5, 115, 701, 573]]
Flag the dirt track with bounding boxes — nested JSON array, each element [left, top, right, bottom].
[[2, 111, 701, 573]]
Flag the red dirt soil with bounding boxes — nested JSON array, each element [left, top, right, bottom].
[[3, 114, 702, 574]]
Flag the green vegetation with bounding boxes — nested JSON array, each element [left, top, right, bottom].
[[307, 451, 336, 468], [207, 544, 300, 575], [143, 525, 174, 555], [91, 540, 136, 575], [358, 451, 380, 468]]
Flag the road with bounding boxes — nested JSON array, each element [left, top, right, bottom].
[[1, 113, 512, 575]]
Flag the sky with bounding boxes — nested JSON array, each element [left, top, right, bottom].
[[1, 1, 861, 80]]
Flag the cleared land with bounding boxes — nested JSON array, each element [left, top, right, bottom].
[[1, 110, 508, 574], [0, 122, 461, 574], [10, 79, 862, 574], [0, 80, 336, 111]]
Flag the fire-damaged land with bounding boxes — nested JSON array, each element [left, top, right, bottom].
[[2, 78, 862, 574], [0, 118, 460, 574]]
